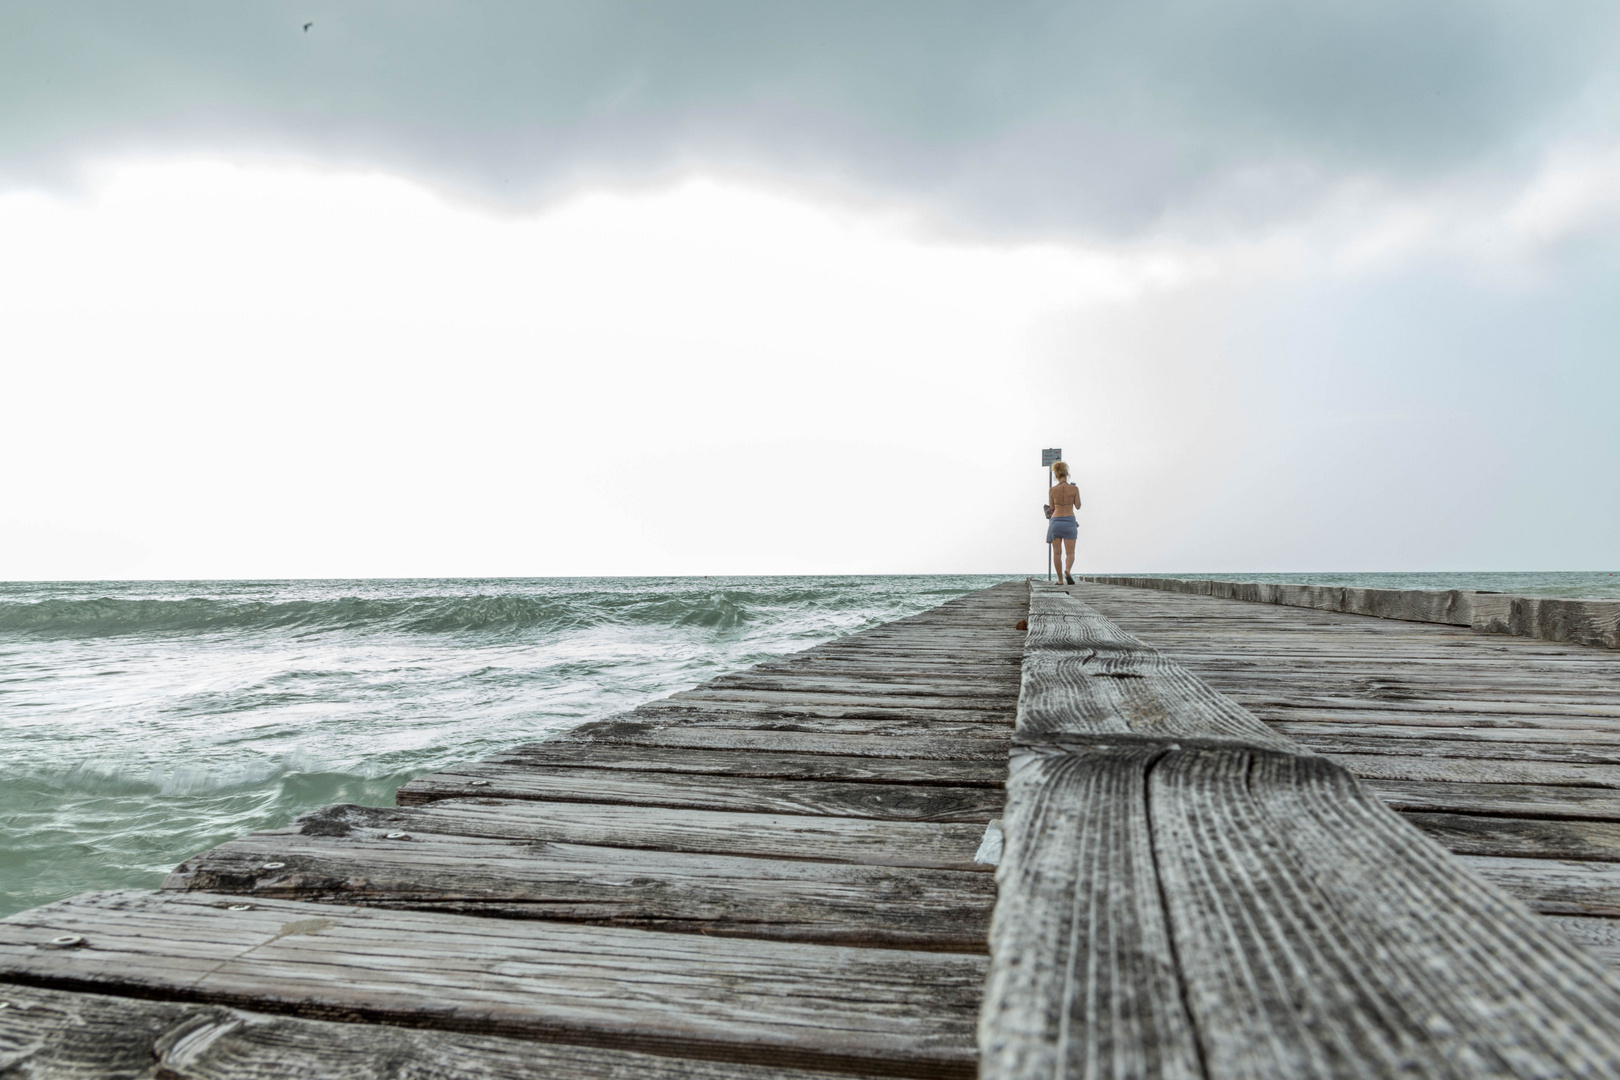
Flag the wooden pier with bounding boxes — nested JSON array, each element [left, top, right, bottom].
[[7, 576, 1620, 1077]]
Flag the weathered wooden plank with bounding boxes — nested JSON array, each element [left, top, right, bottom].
[[1174, 654, 1620, 680], [1167, 670, 1620, 706], [396, 765, 1005, 822], [269, 799, 994, 871], [1171, 657, 1620, 693], [0, 890, 983, 1078], [1276, 718, 1620, 742], [1223, 685, 1620, 709], [1153, 741, 1620, 1075], [1460, 855, 1620, 917], [555, 720, 1011, 761], [0, 983, 890, 1080], [704, 674, 1021, 698], [1478, 595, 1620, 650], [1017, 589, 1291, 747], [980, 740, 1202, 1080], [749, 657, 1022, 676], [795, 639, 1011, 654], [1290, 733, 1620, 764], [670, 688, 1012, 712], [1366, 779, 1620, 820], [1118, 625, 1604, 650], [1546, 915, 1620, 967], [614, 704, 1014, 738], [1329, 753, 1620, 788], [1136, 647, 1620, 669], [799, 649, 1019, 663], [163, 829, 995, 950], [1403, 811, 1620, 861], [482, 744, 1006, 786], [987, 734, 1620, 1078], [633, 698, 1016, 725], [1229, 693, 1620, 720]]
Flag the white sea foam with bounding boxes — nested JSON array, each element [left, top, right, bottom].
[[0, 574, 1013, 917]]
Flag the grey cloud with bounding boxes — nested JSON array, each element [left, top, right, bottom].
[[5, 1, 1617, 236]]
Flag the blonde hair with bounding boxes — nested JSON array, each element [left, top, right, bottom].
[[1052, 460, 1070, 480]]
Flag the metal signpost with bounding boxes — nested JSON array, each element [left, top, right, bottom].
[[1041, 448, 1061, 581]]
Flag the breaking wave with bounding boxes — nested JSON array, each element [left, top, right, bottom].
[[0, 574, 1014, 919], [0, 581, 868, 639]]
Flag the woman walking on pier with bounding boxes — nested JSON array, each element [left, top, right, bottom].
[[1047, 461, 1080, 584]]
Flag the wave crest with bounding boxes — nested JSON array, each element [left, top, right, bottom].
[[0, 594, 587, 638], [0, 587, 798, 639]]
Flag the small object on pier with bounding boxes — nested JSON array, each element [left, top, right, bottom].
[[227, 904, 253, 911], [259, 862, 285, 870], [468, 779, 490, 786], [1015, 619, 1027, 630], [46, 935, 83, 948], [384, 831, 411, 840], [974, 820, 1003, 866]]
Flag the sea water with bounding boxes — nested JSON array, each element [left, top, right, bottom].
[[3, 570, 1614, 919], [0, 575, 1012, 918]]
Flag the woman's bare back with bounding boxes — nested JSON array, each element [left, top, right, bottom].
[[1049, 482, 1079, 517]]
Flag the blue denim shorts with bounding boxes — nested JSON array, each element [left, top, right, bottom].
[[1046, 516, 1077, 542]]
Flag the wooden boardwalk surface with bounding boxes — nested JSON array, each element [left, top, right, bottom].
[[0, 581, 1027, 1079], [10, 576, 1620, 1078], [1063, 580, 1620, 965], [982, 583, 1620, 1080]]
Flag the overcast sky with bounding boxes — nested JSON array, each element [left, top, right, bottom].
[[3, 1, 1617, 579]]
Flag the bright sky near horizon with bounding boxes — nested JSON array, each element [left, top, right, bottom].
[[3, 3, 1618, 579]]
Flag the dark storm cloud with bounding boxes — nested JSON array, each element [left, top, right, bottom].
[[5, 1, 1617, 234]]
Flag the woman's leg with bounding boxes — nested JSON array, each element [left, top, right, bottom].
[[1062, 537, 1076, 579]]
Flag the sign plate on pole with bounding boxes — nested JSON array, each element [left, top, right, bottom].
[[1041, 448, 1062, 467]]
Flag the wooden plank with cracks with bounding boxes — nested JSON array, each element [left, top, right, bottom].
[[253, 799, 995, 871], [0, 983, 891, 1080], [0, 890, 984, 1079], [162, 828, 995, 950], [396, 764, 1005, 821]]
